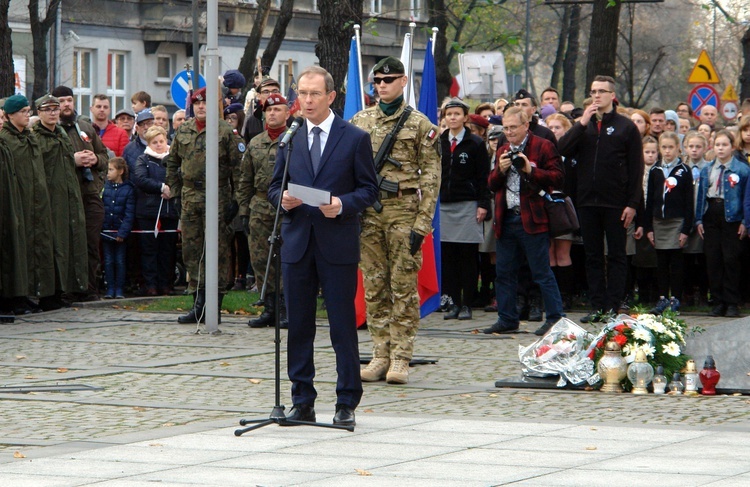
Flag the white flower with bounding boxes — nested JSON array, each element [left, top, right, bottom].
[[662, 342, 681, 357], [633, 329, 651, 342], [638, 344, 656, 358], [664, 329, 676, 339], [622, 344, 632, 356]]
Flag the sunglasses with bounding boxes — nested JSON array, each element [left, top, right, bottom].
[[373, 76, 403, 85]]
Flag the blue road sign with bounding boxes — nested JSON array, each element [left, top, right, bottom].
[[688, 84, 719, 120], [170, 70, 206, 110]]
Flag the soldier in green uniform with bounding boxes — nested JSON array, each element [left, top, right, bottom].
[[351, 57, 441, 384], [32, 95, 89, 305], [166, 87, 243, 324], [238, 93, 290, 328], [0, 95, 56, 311], [53, 85, 110, 301]]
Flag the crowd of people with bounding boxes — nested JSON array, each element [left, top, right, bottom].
[[4, 61, 750, 427]]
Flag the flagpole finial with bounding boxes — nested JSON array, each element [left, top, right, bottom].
[[432, 26, 439, 34], [409, 21, 416, 29], [354, 24, 360, 32]]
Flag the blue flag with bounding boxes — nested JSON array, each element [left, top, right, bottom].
[[286, 74, 297, 109], [417, 39, 442, 318], [343, 37, 363, 121]]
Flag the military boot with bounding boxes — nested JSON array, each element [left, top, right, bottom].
[[386, 359, 410, 384], [178, 290, 206, 324], [249, 294, 275, 328], [361, 357, 390, 382], [217, 293, 225, 324]]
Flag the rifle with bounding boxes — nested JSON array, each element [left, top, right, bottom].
[[372, 106, 413, 212]]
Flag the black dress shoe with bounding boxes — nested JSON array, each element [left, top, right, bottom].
[[457, 306, 472, 320], [282, 404, 316, 424], [534, 320, 555, 336], [333, 404, 356, 426], [443, 305, 460, 320], [726, 305, 740, 317], [483, 319, 519, 334], [709, 304, 727, 317]]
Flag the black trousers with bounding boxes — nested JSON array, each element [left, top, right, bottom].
[[138, 217, 178, 290], [578, 206, 628, 311], [441, 242, 478, 308], [702, 201, 743, 306], [655, 249, 684, 300]]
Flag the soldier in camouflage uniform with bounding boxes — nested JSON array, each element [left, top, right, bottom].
[[166, 87, 243, 324], [351, 57, 441, 385], [238, 92, 289, 328]]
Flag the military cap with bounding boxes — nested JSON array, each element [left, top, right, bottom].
[[223, 69, 246, 89], [513, 89, 537, 105], [469, 114, 489, 128], [191, 87, 207, 104], [263, 93, 288, 111], [487, 125, 503, 140], [135, 109, 154, 125], [258, 77, 280, 89], [223, 103, 244, 116], [488, 114, 503, 125], [35, 94, 60, 109], [373, 57, 405, 75], [443, 97, 469, 114], [51, 85, 74, 98], [3, 94, 29, 114], [115, 108, 135, 119]]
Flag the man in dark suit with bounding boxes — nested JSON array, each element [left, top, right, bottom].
[[268, 66, 378, 427]]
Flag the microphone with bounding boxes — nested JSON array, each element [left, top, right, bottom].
[[278, 117, 304, 148]]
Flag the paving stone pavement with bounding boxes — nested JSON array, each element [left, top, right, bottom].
[[1, 304, 749, 485]]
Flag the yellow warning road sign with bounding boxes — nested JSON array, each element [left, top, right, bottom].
[[688, 50, 720, 84], [721, 84, 738, 101]]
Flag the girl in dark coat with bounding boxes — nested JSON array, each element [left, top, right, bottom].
[[102, 157, 136, 298], [132, 126, 178, 295]]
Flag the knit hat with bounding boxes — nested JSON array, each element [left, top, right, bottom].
[[223, 69, 246, 89], [540, 103, 557, 120], [3, 94, 29, 114], [51, 85, 74, 98]]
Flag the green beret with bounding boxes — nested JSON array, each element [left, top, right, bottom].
[[3, 94, 29, 114], [373, 57, 405, 75], [35, 94, 60, 109]]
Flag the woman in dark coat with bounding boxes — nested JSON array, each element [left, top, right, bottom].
[[132, 126, 179, 296]]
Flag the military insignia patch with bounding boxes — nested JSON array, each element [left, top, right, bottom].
[[427, 129, 437, 140], [238, 142, 246, 153]]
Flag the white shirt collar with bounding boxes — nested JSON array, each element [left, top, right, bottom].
[[307, 110, 335, 135]]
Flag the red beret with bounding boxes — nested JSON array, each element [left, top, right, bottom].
[[469, 114, 489, 128], [263, 93, 288, 111], [191, 87, 207, 104]]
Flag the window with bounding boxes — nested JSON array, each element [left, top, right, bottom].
[[107, 51, 128, 113], [410, 0, 421, 20], [278, 61, 297, 94], [370, 0, 381, 14], [157, 54, 173, 83], [72, 49, 93, 114]]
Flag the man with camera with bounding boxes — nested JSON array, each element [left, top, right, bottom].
[[483, 107, 565, 337]]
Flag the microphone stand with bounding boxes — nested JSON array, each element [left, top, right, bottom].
[[235, 129, 354, 435]]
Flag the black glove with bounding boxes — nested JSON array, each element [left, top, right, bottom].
[[224, 200, 239, 224], [409, 230, 425, 256], [240, 215, 250, 234]]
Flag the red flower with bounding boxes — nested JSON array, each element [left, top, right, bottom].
[[597, 339, 605, 349], [588, 350, 595, 360], [614, 334, 627, 347], [614, 324, 627, 333]]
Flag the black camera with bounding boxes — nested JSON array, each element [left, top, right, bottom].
[[507, 148, 525, 170]]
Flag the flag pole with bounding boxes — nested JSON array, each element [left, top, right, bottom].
[[354, 24, 365, 110], [406, 22, 416, 106], [431, 26, 438, 56]]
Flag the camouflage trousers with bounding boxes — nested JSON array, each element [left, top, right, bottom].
[[248, 210, 280, 293], [360, 196, 422, 361], [181, 199, 233, 292]]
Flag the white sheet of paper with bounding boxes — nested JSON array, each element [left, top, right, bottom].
[[287, 183, 332, 207]]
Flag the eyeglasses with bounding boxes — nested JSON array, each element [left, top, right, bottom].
[[260, 89, 281, 95], [373, 76, 403, 85], [502, 124, 523, 132], [38, 108, 61, 113], [589, 89, 613, 96], [297, 90, 326, 99]]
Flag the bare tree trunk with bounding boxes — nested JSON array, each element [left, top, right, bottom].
[[428, 0, 451, 102], [260, 0, 295, 70], [29, 0, 60, 100], [0, 0, 13, 97], [562, 4, 581, 103], [237, 0, 271, 91], [316, 0, 362, 110], [741, 25, 750, 101], [585, 0, 621, 89], [550, 6, 571, 91]]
